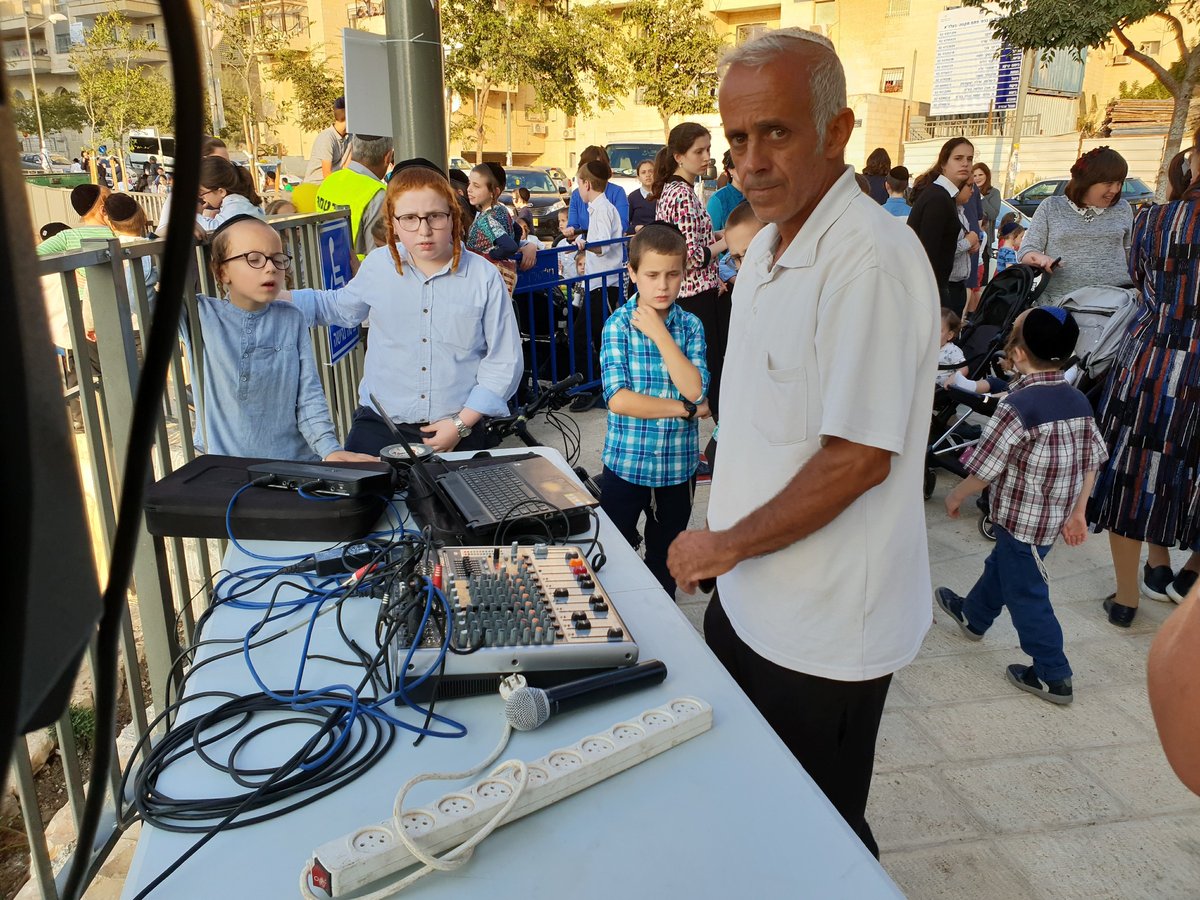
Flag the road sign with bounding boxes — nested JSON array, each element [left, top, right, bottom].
[[930, 7, 1024, 116], [317, 217, 359, 364]]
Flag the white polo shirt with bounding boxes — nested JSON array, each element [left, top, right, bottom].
[[708, 166, 939, 682]]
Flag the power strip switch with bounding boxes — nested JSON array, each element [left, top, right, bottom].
[[306, 697, 713, 897]]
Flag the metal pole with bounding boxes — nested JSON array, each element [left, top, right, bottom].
[[506, 87, 513, 166], [23, 15, 47, 161], [383, 0, 447, 165]]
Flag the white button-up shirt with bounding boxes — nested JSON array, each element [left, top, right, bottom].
[[292, 245, 523, 422], [708, 166, 940, 681]]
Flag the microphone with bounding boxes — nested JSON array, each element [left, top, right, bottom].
[[503, 660, 668, 731]]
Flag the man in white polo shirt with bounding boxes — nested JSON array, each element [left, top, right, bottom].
[[668, 28, 938, 858]]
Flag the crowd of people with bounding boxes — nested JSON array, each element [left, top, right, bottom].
[[35, 26, 1200, 863]]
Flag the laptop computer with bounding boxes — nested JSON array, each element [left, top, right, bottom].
[[435, 456, 598, 534]]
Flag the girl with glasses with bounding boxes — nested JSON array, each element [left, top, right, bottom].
[[186, 215, 374, 464], [286, 165, 523, 456]]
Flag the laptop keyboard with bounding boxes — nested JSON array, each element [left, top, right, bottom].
[[459, 466, 556, 520]]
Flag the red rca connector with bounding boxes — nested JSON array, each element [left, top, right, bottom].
[[432, 563, 443, 591]]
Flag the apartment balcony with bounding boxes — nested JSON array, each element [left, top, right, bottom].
[[71, 0, 160, 19], [346, 1, 384, 28], [240, 0, 309, 36], [5, 40, 50, 73]]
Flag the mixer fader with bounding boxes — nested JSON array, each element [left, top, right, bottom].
[[394, 545, 639, 684]]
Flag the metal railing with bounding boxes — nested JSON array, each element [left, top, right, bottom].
[[908, 114, 1042, 141], [512, 238, 631, 397], [10, 208, 364, 899]]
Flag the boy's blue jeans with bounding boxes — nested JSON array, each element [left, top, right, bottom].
[[963, 524, 1072, 683]]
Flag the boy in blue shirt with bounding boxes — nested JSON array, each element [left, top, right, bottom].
[[600, 223, 710, 598]]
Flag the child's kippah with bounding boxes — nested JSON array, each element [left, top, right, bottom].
[[1022, 307, 1079, 362], [999, 221, 1022, 238]]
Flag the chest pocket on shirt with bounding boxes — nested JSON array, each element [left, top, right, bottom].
[[434, 298, 483, 351], [752, 360, 808, 446]]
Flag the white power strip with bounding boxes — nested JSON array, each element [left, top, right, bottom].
[[306, 697, 712, 897]]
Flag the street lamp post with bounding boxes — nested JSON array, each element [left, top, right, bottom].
[[21, 6, 67, 165]]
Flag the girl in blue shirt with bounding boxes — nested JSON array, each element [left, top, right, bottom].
[[188, 215, 371, 463]]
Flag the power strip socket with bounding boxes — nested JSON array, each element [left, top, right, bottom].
[[306, 697, 712, 897]]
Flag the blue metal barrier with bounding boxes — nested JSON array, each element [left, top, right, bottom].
[[512, 237, 631, 398]]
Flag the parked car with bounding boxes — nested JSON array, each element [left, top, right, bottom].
[[21, 152, 71, 173], [605, 142, 664, 195], [541, 166, 571, 193], [1007, 177, 1154, 217], [500, 167, 567, 243]]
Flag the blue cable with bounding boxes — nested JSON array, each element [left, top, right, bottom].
[[224, 482, 314, 564]]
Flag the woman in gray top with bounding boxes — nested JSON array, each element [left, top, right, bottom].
[[973, 162, 1001, 279], [1018, 147, 1134, 304]]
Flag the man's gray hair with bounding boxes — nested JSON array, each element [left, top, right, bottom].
[[720, 27, 847, 142], [352, 134, 393, 167]]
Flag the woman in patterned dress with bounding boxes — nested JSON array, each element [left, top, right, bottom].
[[653, 122, 728, 423], [1089, 143, 1200, 627]]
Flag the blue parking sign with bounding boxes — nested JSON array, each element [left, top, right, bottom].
[[318, 217, 359, 363]]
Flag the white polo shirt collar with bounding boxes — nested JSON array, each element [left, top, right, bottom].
[[770, 165, 861, 271]]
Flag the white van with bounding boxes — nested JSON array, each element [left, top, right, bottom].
[[128, 130, 175, 175]]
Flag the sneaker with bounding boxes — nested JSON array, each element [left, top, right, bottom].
[[933, 587, 983, 641], [1167, 569, 1199, 604], [1141, 563, 1175, 602], [694, 454, 712, 485], [1006, 663, 1073, 705], [1103, 593, 1137, 628]]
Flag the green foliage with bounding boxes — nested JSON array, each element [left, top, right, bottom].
[[206, 0, 288, 159], [441, 0, 627, 154], [963, 0, 1173, 55], [1120, 78, 1172, 98], [48, 704, 97, 755], [68, 7, 172, 149], [621, 0, 725, 135], [270, 49, 344, 134], [12, 89, 88, 137]]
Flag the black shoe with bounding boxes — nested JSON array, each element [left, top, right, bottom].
[[1141, 563, 1175, 602], [933, 587, 983, 641], [1103, 594, 1137, 628], [1006, 663, 1073, 705], [1167, 569, 1199, 604]]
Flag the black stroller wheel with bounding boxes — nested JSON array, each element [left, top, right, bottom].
[[978, 513, 997, 542], [923, 468, 937, 500]]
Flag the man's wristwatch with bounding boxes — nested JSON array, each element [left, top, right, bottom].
[[680, 399, 698, 420], [451, 414, 472, 438]]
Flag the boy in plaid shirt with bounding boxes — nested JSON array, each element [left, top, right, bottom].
[[600, 223, 710, 598], [935, 307, 1107, 705]]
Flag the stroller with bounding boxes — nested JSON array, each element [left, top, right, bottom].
[[925, 265, 1051, 539], [1050, 284, 1139, 410]]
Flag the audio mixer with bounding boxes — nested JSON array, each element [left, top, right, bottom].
[[392, 545, 639, 694]]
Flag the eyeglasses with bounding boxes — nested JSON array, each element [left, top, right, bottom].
[[393, 211, 452, 232], [222, 251, 293, 270]]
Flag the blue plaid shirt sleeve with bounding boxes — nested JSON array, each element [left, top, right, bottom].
[[600, 315, 632, 402], [683, 314, 710, 400]]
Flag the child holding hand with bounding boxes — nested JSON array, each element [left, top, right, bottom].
[[600, 223, 709, 598]]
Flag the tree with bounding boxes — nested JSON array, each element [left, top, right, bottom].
[[621, 0, 725, 140], [441, 0, 627, 163], [69, 8, 172, 156], [12, 89, 87, 138], [206, 0, 288, 178], [966, 0, 1200, 198], [271, 49, 344, 133]]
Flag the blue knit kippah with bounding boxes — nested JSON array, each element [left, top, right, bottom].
[[1042, 306, 1069, 324]]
